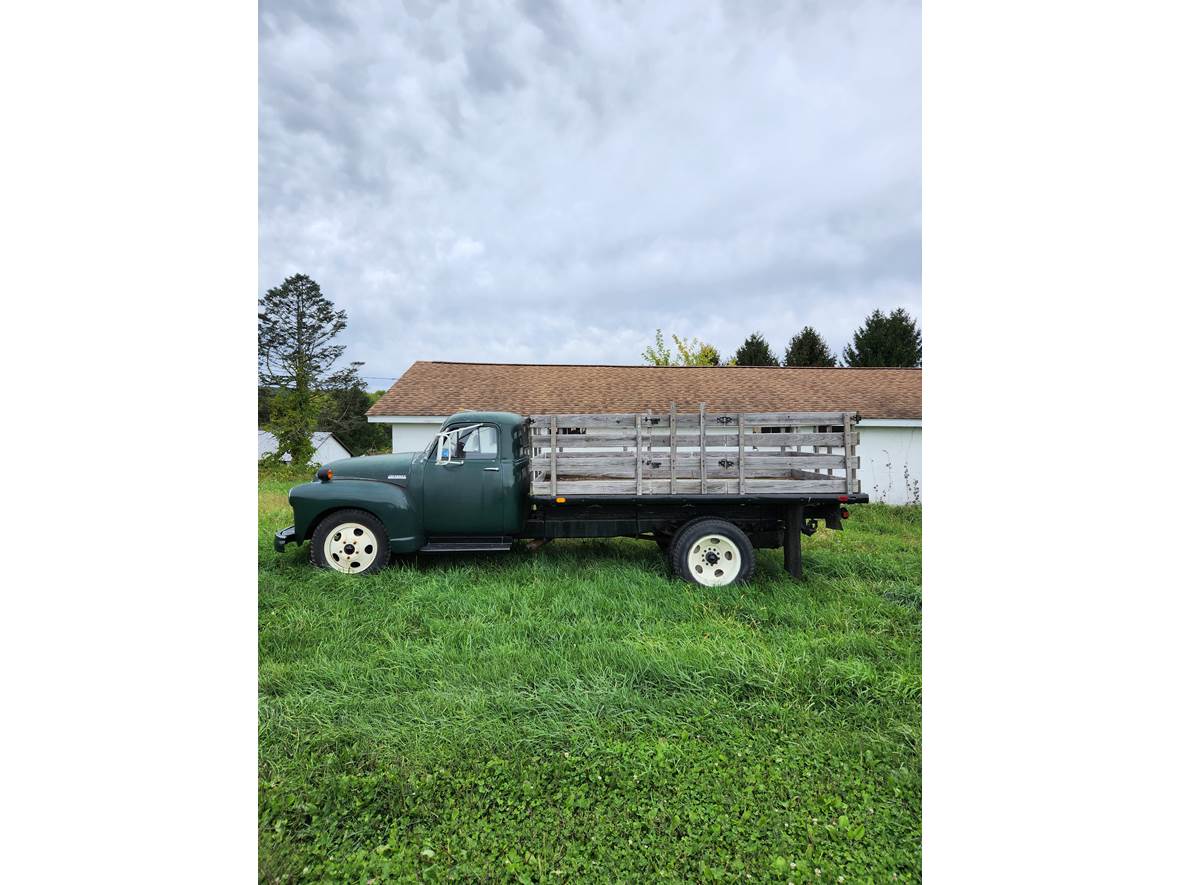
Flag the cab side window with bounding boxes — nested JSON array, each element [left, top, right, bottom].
[[460, 425, 499, 460]]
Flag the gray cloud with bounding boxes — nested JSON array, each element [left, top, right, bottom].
[[260, 0, 920, 384]]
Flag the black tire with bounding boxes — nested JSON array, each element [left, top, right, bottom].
[[668, 518, 755, 587], [310, 509, 390, 575]]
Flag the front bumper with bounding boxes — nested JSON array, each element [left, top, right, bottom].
[[274, 525, 297, 552]]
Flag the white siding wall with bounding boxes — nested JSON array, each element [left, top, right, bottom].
[[391, 421, 444, 454], [857, 424, 922, 505], [313, 436, 353, 465], [259, 430, 353, 466]]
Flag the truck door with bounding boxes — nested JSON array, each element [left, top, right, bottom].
[[422, 424, 506, 536]]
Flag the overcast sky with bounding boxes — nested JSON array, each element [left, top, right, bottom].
[[260, 0, 920, 388]]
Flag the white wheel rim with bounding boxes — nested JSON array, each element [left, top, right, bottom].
[[688, 533, 742, 586], [323, 522, 379, 573]]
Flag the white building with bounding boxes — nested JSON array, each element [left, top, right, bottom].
[[367, 361, 922, 504], [257, 430, 353, 466]]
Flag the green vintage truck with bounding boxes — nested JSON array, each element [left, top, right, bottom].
[[275, 408, 866, 586]]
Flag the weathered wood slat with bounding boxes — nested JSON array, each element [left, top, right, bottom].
[[530, 478, 849, 496], [531, 460, 855, 480], [738, 478, 848, 493], [531, 452, 856, 470], [528, 431, 857, 448], [743, 431, 855, 447], [530, 411, 848, 429], [731, 412, 848, 425], [533, 448, 855, 464], [786, 468, 841, 482]]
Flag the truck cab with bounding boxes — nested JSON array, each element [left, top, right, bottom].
[[420, 412, 531, 537], [274, 412, 531, 571]]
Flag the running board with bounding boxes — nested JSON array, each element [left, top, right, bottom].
[[419, 540, 513, 553]]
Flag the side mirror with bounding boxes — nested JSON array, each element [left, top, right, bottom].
[[434, 430, 464, 465]]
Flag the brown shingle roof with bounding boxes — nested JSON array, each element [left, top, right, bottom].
[[368, 361, 921, 421]]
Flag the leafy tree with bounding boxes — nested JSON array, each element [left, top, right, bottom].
[[842, 308, 922, 367], [641, 329, 722, 366], [265, 389, 323, 467], [258, 273, 362, 465], [641, 329, 674, 366], [784, 326, 837, 367], [732, 332, 780, 366], [682, 339, 722, 366], [320, 385, 390, 455]]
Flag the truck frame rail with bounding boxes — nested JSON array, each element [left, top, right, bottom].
[[528, 405, 860, 498]]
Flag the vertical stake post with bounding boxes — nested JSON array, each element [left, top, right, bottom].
[[842, 412, 854, 495], [737, 413, 746, 494], [635, 414, 643, 495], [549, 415, 558, 497], [698, 402, 707, 494], [669, 402, 678, 494]]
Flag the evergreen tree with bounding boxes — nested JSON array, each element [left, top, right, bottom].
[[320, 385, 390, 455], [732, 332, 780, 366], [258, 274, 362, 465], [784, 326, 837, 367], [841, 308, 922, 367]]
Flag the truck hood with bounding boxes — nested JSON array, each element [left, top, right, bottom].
[[324, 452, 419, 482]]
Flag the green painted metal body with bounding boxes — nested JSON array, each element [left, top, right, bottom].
[[284, 412, 530, 552]]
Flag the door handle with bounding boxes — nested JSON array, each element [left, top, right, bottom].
[[483, 466, 500, 471]]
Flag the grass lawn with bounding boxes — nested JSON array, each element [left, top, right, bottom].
[[259, 468, 922, 882]]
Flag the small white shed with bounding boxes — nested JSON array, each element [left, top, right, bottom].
[[257, 430, 353, 466]]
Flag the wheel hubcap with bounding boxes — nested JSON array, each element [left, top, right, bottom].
[[324, 523, 378, 573], [689, 534, 741, 586]]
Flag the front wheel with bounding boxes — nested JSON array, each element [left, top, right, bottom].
[[310, 509, 390, 575], [669, 518, 755, 587]]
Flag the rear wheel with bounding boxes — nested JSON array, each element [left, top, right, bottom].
[[669, 518, 755, 587], [311, 509, 390, 575]]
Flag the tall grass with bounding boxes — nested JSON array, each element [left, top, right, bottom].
[[259, 468, 921, 882]]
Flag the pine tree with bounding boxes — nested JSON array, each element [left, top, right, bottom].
[[732, 332, 780, 366], [320, 385, 391, 455], [842, 308, 922, 367], [258, 273, 362, 465], [784, 326, 837, 367]]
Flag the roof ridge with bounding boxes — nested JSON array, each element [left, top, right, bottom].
[[416, 360, 921, 371]]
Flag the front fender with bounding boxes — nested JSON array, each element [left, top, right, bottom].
[[288, 479, 424, 553]]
